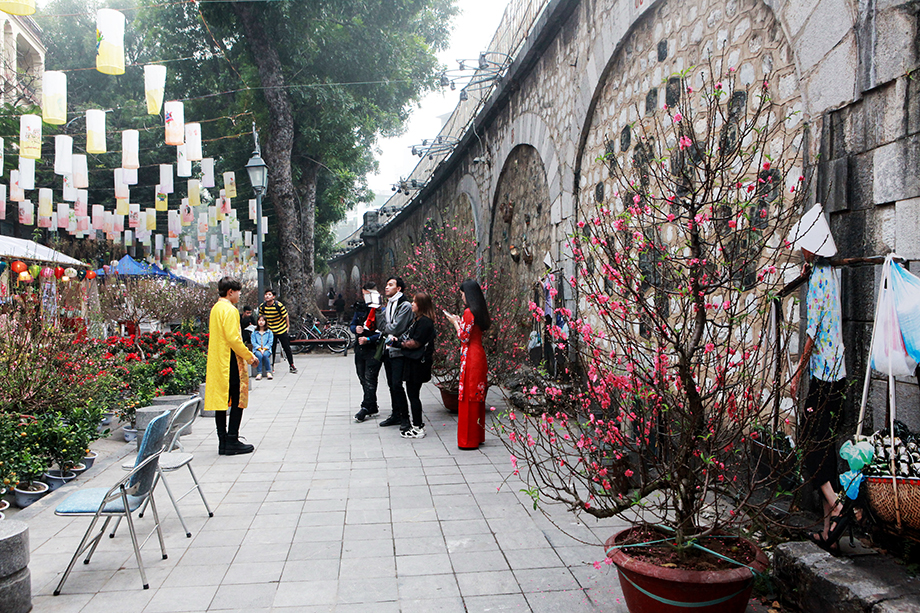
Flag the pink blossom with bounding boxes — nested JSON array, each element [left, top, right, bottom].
[[673, 112, 683, 122], [705, 343, 715, 353], [678, 135, 692, 150], [624, 469, 634, 478]]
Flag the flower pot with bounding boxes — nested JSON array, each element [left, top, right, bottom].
[[83, 450, 98, 469], [70, 462, 88, 476], [100, 411, 115, 426], [44, 469, 76, 491], [437, 384, 459, 414], [606, 528, 768, 613], [0, 498, 9, 514], [123, 426, 138, 442], [13, 481, 50, 508]]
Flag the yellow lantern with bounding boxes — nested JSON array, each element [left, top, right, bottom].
[[188, 179, 201, 207], [54, 134, 73, 175], [42, 71, 67, 125], [115, 198, 129, 215], [223, 172, 237, 198], [0, 0, 35, 16], [144, 64, 166, 114], [86, 109, 106, 154], [38, 187, 52, 217], [164, 100, 184, 146], [155, 185, 167, 211], [146, 207, 157, 231], [19, 114, 41, 160], [122, 129, 139, 169], [96, 9, 126, 75], [184, 123, 202, 161]]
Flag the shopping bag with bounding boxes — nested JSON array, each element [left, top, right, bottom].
[[870, 259, 917, 376], [890, 261, 920, 364]]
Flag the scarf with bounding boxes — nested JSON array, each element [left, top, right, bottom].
[[386, 291, 403, 324]]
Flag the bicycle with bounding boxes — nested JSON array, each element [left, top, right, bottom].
[[289, 315, 350, 354]]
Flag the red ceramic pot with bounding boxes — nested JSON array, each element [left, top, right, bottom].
[[606, 528, 768, 613]]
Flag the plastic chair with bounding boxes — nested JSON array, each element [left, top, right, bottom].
[[117, 396, 212, 538], [53, 410, 171, 594]]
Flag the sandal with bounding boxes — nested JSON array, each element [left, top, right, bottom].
[[808, 531, 840, 555]]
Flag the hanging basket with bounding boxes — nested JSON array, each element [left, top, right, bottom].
[[866, 476, 920, 532]]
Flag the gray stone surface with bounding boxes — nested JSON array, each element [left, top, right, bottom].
[[774, 540, 920, 613], [0, 520, 29, 578], [0, 567, 31, 613], [150, 395, 192, 407], [874, 134, 920, 204]]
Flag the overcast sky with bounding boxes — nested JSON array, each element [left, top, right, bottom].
[[367, 0, 511, 197]]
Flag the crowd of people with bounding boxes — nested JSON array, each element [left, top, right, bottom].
[[203, 275, 491, 455]]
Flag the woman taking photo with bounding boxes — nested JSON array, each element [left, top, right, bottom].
[[445, 279, 490, 449], [392, 292, 437, 439], [251, 315, 274, 380]]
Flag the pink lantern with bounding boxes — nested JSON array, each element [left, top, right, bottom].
[[40, 266, 54, 278]]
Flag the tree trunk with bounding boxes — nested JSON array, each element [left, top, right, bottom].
[[297, 161, 319, 314], [231, 3, 307, 320]]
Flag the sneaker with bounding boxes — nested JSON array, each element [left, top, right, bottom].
[[379, 415, 400, 427], [220, 436, 254, 455], [267, 372, 273, 380], [401, 426, 426, 439], [255, 374, 262, 381], [290, 366, 298, 374]]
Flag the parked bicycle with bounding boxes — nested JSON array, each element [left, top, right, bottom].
[[289, 315, 350, 354]]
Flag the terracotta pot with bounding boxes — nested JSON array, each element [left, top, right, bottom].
[[606, 528, 768, 613], [437, 385, 459, 413]]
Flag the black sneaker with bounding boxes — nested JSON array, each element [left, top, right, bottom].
[[379, 415, 400, 427], [220, 436, 254, 455], [399, 421, 412, 433], [354, 407, 377, 423], [290, 366, 298, 374]]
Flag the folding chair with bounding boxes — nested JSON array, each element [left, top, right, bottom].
[[117, 396, 212, 537], [53, 410, 171, 594]]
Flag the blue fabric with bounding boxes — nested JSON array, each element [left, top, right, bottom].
[[254, 350, 272, 373], [252, 330, 273, 352], [129, 410, 170, 493], [55, 488, 144, 514]]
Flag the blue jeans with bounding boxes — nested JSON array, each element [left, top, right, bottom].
[[254, 350, 272, 374]]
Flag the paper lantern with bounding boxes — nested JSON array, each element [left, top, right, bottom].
[[0, 137, 4, 174], [0, 262, 6, 275], [54, 266, 64, 279], [164, 100, 184, 146], [159, 164, 173, 193], [114, 169, 129, 199], [115, 198, 129, 215], [181, 198, 192, 225], [42, 70, 67, 125], [96, 9, 126, 75], [155, 186, 167, 211], [86, 109, 106, 154], [128, 203, 140, 228], [188, 179, 201, 207], [122, 167, 137, 185], [184, 123, 202, 161], [28, 264, 40, 278], [54, 134, 73, 175], [72, 154, 88, 188], [146, 208, 156, 231], [77, 269, 87, 281], [201, 158, 215, 187], [0, 185, 6, 221], [176, 144, 192, 177], [18, 271, 32, 283], [19, 114, 41, 160], [18, 156, 34, 190], [73, 190, 87, 217], [124, 229, 133, 247], [86, 270, 96, 280], [11, 260, 26, 274], [38, 188, 52, 217], [57, 202, 69, 229], [64, 267, 77, 278], [0, 0, 35, 16], [9, 170, 22, 202], [144, 64, 166, 114], [92, 204, 104, 230], [122, 129, 139, 169], [223, 172, 237, 198]]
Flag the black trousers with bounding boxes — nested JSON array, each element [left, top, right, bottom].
[[801, 377, 847, 488], [215, 350, 243, 438], [405, 362, 427, 428], [355, 349, 382, 411], [383, 353, 409, 424], [272, 331, 294, 367]]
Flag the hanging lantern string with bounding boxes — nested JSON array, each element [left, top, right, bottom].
[[30, 0, 286, 19], [0, 111, 254, 138]]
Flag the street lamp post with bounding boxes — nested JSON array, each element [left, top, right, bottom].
[[245, 125, 269, 300]]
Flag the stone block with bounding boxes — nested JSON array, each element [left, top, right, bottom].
[[871, 6, 919, 88], [0, 520, 29, 578], [804, 34, 858, 113], [873, 597, 920, 612], [895, 198, 920, 259], [822, 156, 850, 214], [0, 567, 31, 613], [874, 134, 920, 204], [848, 151, 875, 211], [793, 0, 854, 73], [150, 394, 192, 407], [909, 73, 920, 137]]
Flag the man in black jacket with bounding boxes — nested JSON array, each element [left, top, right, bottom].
[[352, 282, 383, 422], [378, 276, 414, 431]]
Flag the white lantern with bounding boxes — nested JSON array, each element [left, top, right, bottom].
[[92, 204, 104, 230], [96, 9, 126, 75], [18, 156, 34, 190], [42, 71, 67, 125], [249, 199, 256, 221], [19, 200, 33, 225], [122, 129, 139, 169], [159, 164, 174, 193], [86, 109, 106, 154], [176, 144, 192, 177], [155, 185, 167, 211], [72, 155, 89, 188], [223, 171, 237, 198], [122, 167, 137, 185], [38, 187, 52, 218], [114, 215, 124, 232], [164, 100, 184, 146], [75, 190, 87, 216], [219, 189, 231, 215], [128, 203, 139, 228], [9, 170, 23, 201], [184, 123, 202, 161], [124, 229, 133, 246], [57, 202, 69, 229], [19, 114, 41, 160], [208, 205, 217, 226], [62, 174, 77, 201], [39, 211, 52, 229], [0, 137, 4, 175], [188, 179, 201, 207], [113, 168, 129, 199], [181, 198, 192, 225], [201, 158, 215, 187], [54, 134, 73, 175], [0, 0, 35, 16], [168, 209, 180, 238], [0, 185, 6, 221], [144, 64, 167, 114]]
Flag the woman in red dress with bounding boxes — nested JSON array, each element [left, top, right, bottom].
[[445, 279, 491, 449]]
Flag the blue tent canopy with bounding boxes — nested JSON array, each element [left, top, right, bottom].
[[95, 255, 190, 284]]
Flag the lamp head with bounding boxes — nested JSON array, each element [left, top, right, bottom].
[[245, 150, 268, 194]]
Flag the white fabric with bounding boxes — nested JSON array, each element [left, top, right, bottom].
[[0, 235, 84, 266]]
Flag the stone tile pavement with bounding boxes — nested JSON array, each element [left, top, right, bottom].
[[12, 354, 633, 612]]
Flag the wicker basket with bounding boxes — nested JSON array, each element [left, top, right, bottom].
[[866, 476, 920, 531]]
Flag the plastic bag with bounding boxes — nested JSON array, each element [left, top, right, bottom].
[[527, 330, 541, 351], [870, 259, 917, 376], [840, 440, 874, 472], [890, 261, 920, 364]]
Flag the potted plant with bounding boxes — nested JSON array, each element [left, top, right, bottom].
[[495, 66, 805, 612], [8, 417, 51, 508]]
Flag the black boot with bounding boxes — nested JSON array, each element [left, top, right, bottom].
[[220, 435, 254, 455]]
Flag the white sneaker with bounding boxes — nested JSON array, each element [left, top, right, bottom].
[[255, 374, 262, 381], [401, 426, 426, 439], [267, 372, 273, 380]]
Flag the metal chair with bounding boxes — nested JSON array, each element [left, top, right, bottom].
[[117, 396, 212, 538], [53, 410, 171, 594]]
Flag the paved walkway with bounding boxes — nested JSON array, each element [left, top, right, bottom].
[[12, 354, 632, 612]]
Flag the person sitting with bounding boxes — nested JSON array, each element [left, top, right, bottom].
[[252, 315, 274, 381]]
